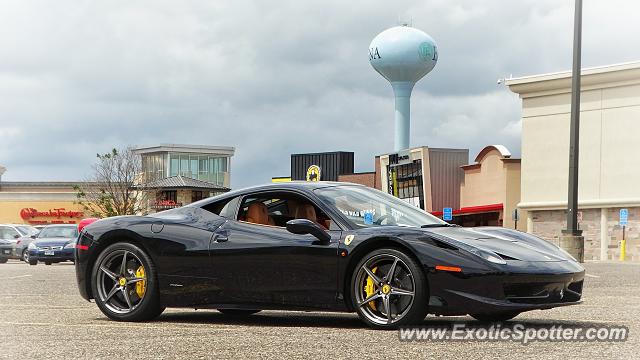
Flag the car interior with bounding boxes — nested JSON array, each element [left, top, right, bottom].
[[237, 193, 332, 230]]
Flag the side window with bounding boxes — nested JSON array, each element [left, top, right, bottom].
[[201, 196, 239, 218], [0, 227, 19, 239], [237, 192, 334, 230]]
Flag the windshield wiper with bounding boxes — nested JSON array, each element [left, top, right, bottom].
[[421, 223, 456, 228]]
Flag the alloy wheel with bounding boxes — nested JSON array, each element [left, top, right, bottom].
[[22, 249, 29, 262], [95, 250, 147, 314], [354, 253, 416, 325]]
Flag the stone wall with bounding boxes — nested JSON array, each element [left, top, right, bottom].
[[529, 207, 639, 261]]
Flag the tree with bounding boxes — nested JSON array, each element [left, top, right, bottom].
[[75, 146, 147, 217]]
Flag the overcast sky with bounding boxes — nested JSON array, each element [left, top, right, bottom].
[[1, 0, 639, 188]]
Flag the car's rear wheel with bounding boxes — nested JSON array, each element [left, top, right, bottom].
[[29, 258, 37, 265], [351, 248, 428, 329], [0, 258, 7, 264], [217, 309, 261, 316], [45, 262, 52, 265], [22, 249, 29, 262], [471, 311, 520, 322], [91, 242, 164, 321]]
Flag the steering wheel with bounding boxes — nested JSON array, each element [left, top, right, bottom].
[[374, 214, 397, 226]]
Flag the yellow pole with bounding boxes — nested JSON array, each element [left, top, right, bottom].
[[619, 225, 626, 261]]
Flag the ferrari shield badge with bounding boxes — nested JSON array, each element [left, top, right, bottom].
[[344, 235, 355, 246]]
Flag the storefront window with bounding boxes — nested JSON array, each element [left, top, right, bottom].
[[145, 152, 229, 185], [169, 155, 179, 176], [180, 156, 189, 177], [141, 153, 166, 182]]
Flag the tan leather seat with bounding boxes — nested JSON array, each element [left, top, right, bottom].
[[295, 204, 318, 223], [295, 204, 330, 229], [246, 202, 271, 225]]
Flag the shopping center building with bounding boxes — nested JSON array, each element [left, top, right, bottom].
[[507, 62, 640, 261], [0, 177, 86, 225], [274, 147, 469, 213], [0, 144, 235, 223], [133, 144, 234, 211]]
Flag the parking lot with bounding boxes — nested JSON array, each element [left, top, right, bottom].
[[0, 260, 637, 359]]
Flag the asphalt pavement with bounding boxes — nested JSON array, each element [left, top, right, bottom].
[[1, 260, 638, 359]]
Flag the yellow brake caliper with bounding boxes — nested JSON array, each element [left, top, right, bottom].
[[135, 266, 146, 298], [364, 267, 377, 310]]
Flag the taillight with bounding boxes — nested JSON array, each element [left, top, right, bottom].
[[16, 240, 21, 245], [78, 218, 99, 233], [76, 244, 89, 250]]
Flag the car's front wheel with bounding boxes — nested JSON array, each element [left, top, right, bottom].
[[0, 258, 7, 264], [22, 249, 29, 263], [91, 242, 164, 321], [351, 248, 428, 329]]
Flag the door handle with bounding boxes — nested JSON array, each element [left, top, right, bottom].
[[213, 234, 228, 243]]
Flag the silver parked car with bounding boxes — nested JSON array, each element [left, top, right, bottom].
[[0, 224, 39, 261]]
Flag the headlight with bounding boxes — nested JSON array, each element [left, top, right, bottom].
[[468, 248, 507, 265], [28, 242, 37, 250], [64, 242, 75, 249]]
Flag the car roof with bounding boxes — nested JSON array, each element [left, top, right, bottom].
[[190, 181, 365, 207], [41, 224, 77, 228]]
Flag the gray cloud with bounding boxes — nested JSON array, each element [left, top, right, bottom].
[[0, 0, 639, 187]]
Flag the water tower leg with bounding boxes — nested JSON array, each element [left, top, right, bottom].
[[392, 82, 414, 151]]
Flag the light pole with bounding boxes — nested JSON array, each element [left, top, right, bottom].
[[561, 0, 584, 262]]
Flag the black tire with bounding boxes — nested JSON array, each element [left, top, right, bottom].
[[471, 311, 520, 322], [0, 258, 7, 264], [45, 262, 52, 265], [22, 249, 29, 263], [350, 248, 428, 329], [91, 242, 164, 322], [29, 258, 37, 266], [217, 309, 261, 316]]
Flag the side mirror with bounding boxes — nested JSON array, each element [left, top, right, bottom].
[[14, 234, 20, 239], [286, 219, 331, 244]]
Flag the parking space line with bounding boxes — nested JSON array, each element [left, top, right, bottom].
[[0, 275, 33, 280], [585, 273, 600, 278]]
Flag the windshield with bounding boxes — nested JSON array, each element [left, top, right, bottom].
[[38, 226, 78, 238], [16, 226, 38, 237], [314, 186, 446, 228]]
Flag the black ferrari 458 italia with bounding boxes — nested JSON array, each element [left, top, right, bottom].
[[75, 182, 585, 329]]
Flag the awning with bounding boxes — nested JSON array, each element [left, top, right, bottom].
[[134, 175, 230, 191], [431, 203, 503, 216]]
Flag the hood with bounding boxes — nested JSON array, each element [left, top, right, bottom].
[[33, 238, 75, 247], [422, 226, 568, 262]]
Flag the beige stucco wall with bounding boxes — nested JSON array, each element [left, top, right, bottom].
[[511, 64, 640, 210], [508, 62, 640, 259], [460, 151, 507, 208], [0, 200, 85, 224], [460, 149, 525, 231], [0, 183, 85, 223]]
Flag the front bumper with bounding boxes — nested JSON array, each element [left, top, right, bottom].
[[29, 248, 75, 262], [427, 262, 585, 316]]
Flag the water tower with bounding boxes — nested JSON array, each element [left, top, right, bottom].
[[369, 25, 438, 151]]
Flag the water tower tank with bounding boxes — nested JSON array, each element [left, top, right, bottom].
[[369, 25, 438, 151]]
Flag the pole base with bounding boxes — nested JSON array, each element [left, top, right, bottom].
[[559, 234, 585, 263]]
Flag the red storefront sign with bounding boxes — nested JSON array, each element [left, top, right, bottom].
[[151, 200, 182, 210], [19, 208, 84, 224]]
